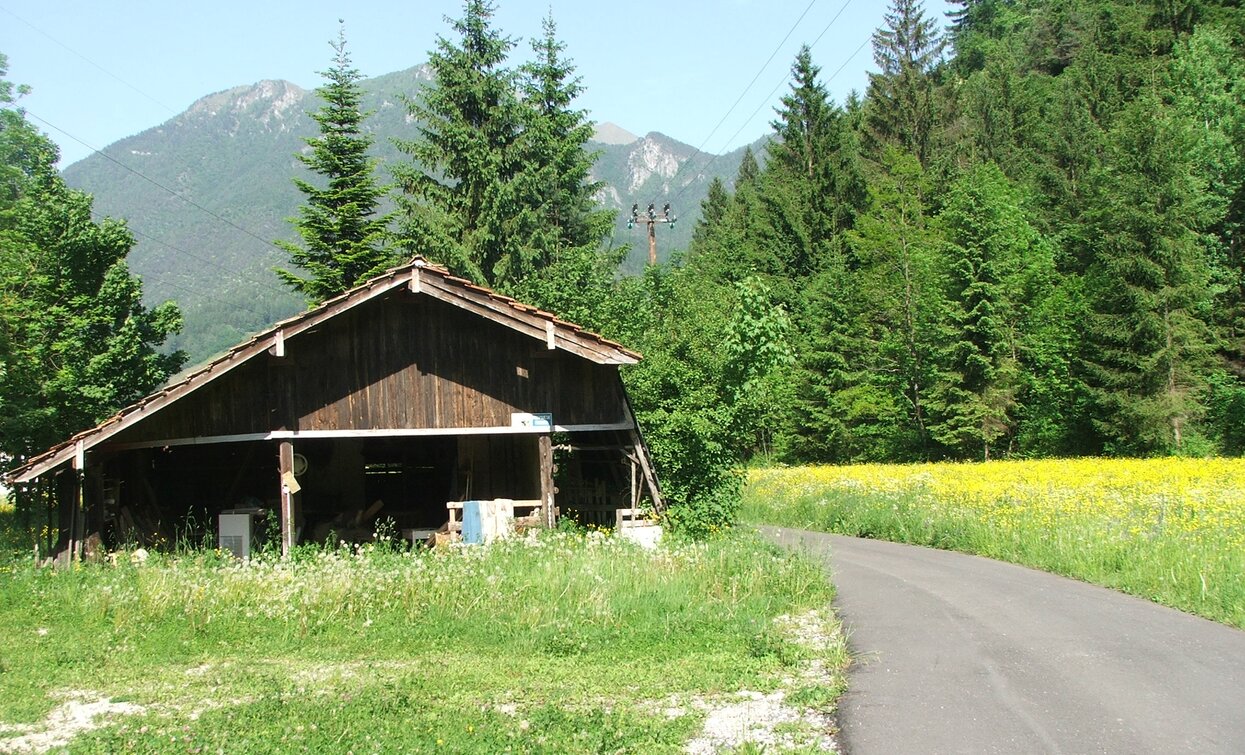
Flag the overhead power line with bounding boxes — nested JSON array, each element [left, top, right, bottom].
[[119, 223, 297, 304], [630, 0, 857, 263], [645, 0, 857, 221], [0, 4, 179, 116], [666, 2, 868, 212], [24, 109, 294, 299]]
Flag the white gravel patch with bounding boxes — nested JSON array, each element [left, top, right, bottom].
[[684, 689, 836, 754], [679, 609, 843, 753], [0, 693, 144, 753]]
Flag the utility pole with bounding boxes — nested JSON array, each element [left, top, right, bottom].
[[628, 202, 677, 265]]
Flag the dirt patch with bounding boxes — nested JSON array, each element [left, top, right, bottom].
[[679, 608, 844, 753], [684, 689, 836, 754], [0, 693, 144, 753]]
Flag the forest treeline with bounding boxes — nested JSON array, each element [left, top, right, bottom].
[[4, 0, 1244, 535], [606, 0, 1245, 530], [674, 0, 1245, 463]]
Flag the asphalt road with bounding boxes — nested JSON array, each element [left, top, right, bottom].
[[762, 526, 1245, 755]]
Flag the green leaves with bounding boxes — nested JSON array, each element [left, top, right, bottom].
[[0, 66, 184, 469]]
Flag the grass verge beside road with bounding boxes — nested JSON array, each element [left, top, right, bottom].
[[0, 529, 846, 753], [742, 459, 1245, 629]]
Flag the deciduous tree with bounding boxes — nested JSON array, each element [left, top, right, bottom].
[[0, 55, 184, 475]]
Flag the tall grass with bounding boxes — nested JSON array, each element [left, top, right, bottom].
[[0, 531, 844, 752], [742, 459, 1245, 629]]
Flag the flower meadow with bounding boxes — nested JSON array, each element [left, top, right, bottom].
[[0, 530, 846, 753], [743, 458, 1245, 628]]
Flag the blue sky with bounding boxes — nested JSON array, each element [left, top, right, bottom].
[[2, 0, 952, 167]]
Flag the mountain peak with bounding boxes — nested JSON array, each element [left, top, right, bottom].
[[592, 122, 639, 145], [185, 80, 307, 122]]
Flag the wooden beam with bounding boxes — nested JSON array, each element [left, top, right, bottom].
[[266, 423, 635, 439], [102, 432, 274, 452], [5, 274, 414, 485], [100, 423, 639, 453], [539, 434, 556, 528], [629, 426, 664, 513], [279, 441, 296, 558], [418, 278, 633, 364]]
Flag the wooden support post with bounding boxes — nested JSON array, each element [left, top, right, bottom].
[[73, 472, 85, 561], [630, 456, 640, 509], [70, 441, 86, 561], [538, 434, 556, 528], [647, 218, 657, 265], [279, 441, 297, 557], [628, 428, 664, 513]]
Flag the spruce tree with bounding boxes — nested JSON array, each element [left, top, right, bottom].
[[764, 46, 860, 279], [691, 176, 729, 253], [866, 0, 945, 165], [933, 162, 1060, 459], [506, 13, 619, 327], [687, 150, 774, 287], [276, 25, 392, 304], [393, 0, 520, 287], [1082, 95, 1218, 453]]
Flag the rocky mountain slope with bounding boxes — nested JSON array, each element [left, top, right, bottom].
[[62, 66, 764, 364]]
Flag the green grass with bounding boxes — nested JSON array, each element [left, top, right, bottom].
[[0, 529, 846, 753]]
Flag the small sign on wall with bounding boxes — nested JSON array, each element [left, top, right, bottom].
[[511, 412, 553, 429]]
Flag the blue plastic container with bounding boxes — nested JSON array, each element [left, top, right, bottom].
[[462, 500, 483, 544]]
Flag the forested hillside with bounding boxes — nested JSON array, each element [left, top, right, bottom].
[[617, 0, 1245, 515], [61, 66, 753, 364]]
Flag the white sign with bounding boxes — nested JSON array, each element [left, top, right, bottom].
[[511, 412, 553, 429]]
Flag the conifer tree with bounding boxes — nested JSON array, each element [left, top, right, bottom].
[[764, 46, 861, 279], [276, 25, 392, 304], [393, 0, 520, 287], [687, 149, 774, 287], [1082, 95, 1218, 453], [933, 162, 1060, 458], [506, 13, 619, 327], [691, 176, 729, 252], [866, 0, 945, 165], [736, 145, 761, 187]]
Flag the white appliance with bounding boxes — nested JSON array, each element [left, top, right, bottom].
[[218, 512, 255, 559]]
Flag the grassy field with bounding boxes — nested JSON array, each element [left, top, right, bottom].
[[742, 458, 1245, 629], [0, 527, 846, 753]]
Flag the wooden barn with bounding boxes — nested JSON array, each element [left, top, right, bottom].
[[5, 257, 662, 558]]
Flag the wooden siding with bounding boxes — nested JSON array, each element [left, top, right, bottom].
[[107, 290, 629, 446]]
